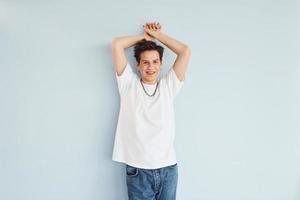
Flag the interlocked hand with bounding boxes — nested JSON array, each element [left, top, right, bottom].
[[143, 22, 162, 40]]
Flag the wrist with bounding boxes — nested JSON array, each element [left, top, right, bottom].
[[141, 34, 147, 40], [153, 31, 163, 40], [139, 35, 146, 40]]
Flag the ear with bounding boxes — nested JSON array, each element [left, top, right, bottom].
[[136, 61, 140, 72]]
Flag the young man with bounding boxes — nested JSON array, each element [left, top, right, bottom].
[[111, 22, 191, 200]]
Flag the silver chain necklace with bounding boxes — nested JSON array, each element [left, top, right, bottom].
[[140, 78, 160, 97]]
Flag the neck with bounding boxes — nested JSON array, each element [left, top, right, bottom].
[[141, 78, 158, 85]]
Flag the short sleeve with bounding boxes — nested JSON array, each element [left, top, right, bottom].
[[115, 62, 136, 94], [163, 67, 185, 98]]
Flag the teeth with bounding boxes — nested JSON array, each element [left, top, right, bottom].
[[146, 72, 155, 75]]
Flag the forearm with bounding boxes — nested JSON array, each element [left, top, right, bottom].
[[112, 35, 145, 49], [155, 32, 190, 55]]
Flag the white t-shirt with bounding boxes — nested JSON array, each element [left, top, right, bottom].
[[112, 62, 184, 169]]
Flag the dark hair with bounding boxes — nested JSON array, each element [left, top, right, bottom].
[[134, 39, 164, 64]]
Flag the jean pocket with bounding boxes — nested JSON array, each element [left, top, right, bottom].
[[126, 165, 139, 177]]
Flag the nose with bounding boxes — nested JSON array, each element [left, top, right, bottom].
[[146, 67, 154, 71]]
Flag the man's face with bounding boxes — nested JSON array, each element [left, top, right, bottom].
[[136, 50, 162, 84]]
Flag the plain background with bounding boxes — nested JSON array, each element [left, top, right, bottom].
[[0, 0, 299, 199]]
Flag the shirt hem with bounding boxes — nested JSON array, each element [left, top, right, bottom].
[[112, 157, 177, 169]]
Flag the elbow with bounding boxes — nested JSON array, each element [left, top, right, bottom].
[[184, 45, 191, 54], [111, 38, 124, 51], [181, 45, 191, 56], [112, 37, 124, 48], [111, 38, 119, 47]]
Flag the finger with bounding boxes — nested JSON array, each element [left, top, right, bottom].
[[153, 22, 159, 29], [151, 23, 155, 30], [154, 22, 159, 30]]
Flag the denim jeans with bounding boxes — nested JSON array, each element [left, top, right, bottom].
[[126, 163, 178, 200]]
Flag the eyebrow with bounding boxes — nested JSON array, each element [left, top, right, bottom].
[[141, 59, 160, 62]]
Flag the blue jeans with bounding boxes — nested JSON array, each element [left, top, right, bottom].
[[126, 163, 178, 200]]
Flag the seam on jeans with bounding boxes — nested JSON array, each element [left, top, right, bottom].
[[152, 169, 160, 192]]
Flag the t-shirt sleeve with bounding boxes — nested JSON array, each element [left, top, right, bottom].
[[115, 62, 136, 94], [164, 67, 185, 98]]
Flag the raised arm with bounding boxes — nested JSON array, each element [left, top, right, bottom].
[[143, 22, 191, 81], [111, 32, 154, 76], [111, 35, 143, 76]]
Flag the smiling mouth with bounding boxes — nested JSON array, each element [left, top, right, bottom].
[[146, 71, 155, 75]]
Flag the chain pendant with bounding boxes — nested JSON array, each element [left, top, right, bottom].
[[140, 78, 160, 97]]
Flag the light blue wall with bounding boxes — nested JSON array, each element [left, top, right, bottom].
[[1, 0, 299, 199]]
